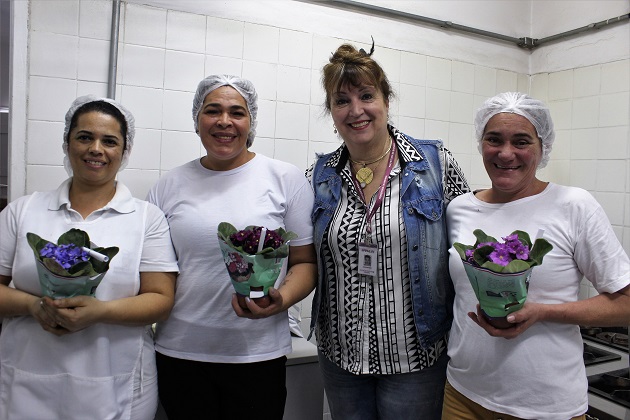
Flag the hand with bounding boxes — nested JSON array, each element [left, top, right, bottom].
[[30, 296, 64, 335], [40, 295, 105, 335], [231, 287, 285, 319], [468, 302, 542, 339]]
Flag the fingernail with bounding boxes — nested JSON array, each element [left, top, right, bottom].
[[245, 297, 251, 303], [507, 315, 515, 322]]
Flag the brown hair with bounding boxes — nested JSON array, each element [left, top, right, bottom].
[[322, 43, 393, 112]]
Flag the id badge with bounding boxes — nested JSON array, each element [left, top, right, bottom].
[[358, 243, 378, 277]]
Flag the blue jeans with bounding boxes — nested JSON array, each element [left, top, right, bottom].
[[319, 350, 448, 420]]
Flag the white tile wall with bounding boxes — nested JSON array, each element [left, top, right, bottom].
[[399, 52, 427, 87], [126, 129, 163, 171], [27, 121, 65, 166], [243, 23, 279, 63], [166, 10, 206, 54], [451, 61, 475, 94], [120, 86, 164, 130], [204, 55, 243, 77], [164, 51, 205, 92], [28, 77, 78, 122], [121, 45, 165, 89], [79, 0, 115, 40], [276, 66, 311, 104], [78, 38, 111, 83], [30, 32, 79, 79], [124, 3, 167, 48], [279, 29, 313, 69], [426, 57, 451, 90], [397, 84, 426, 119], [425, 88, 450, 122], [30, 0, 79, 35], [206, 17, 244, 59]]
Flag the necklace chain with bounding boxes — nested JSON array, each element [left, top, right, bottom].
[[349, 137, 393, 188], [349, 137, 393, 167]]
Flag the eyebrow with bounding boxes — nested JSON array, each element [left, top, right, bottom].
[[483, 130, 534, 139], [74, 130, 122, 140], [203, 103, 247, 112]]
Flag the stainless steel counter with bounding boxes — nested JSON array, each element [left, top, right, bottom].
[[585, 340, 630, 420]]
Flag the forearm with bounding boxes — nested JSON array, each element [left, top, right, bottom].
[[539, 291, 630, 327], [99, 292, 174, 326], [0, 283, 39, 318], [277, 262, 317, 311]]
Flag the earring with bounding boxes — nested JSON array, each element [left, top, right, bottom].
[[333, 124, 337, 134]]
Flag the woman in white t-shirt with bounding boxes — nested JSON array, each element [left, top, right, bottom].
[[0, 95, 179, 419], [442, 92, 630, 420], [147, 75, 317, 419]]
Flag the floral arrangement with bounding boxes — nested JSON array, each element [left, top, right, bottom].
[[217, 223, 297, 309], [454, 229, 553, 274], [453, 229, 553, 328], [27, 228, 119, 298]]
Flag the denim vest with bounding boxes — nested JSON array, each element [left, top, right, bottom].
[[309, 136, 453, 348]]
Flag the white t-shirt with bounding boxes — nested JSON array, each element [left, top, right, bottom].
[[446, 183, 630, 419], [147, 154, 314, 363], [0, 179, 179, 419]]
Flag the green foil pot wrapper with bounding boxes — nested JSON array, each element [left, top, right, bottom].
[[218, 239, 285, 298], [36, 259, 107, 299], [462, 260, 532, 323]]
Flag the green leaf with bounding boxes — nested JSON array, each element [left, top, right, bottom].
[[453, 242, 473, 260], [529, 238, 553, 267], [503, 259, 531, 273], [67, 260, 96, 276], [480, 261, 507, 272], [473, 245, 494, 267], [42, 258, 72, 277], [473, 229, 497, 245], [90, 247, 120, 273], [512, 230, 532, 248], [58, 229, 90, 247], [26, 232, 49, 257], [217, 222, 238, 242]]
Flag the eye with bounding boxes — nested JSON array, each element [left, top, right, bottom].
[[102, 138, 121, 147], [76, 134, 92, 142], [484, 137, 501, 145], [231, 110, 247, 118], [361, 93, 374, 101]]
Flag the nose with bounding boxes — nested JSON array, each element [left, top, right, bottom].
[[216, 112, 232, 127], [88, 139, 104, 154], [497, 143, 516, 159], [348, 98, 363, 117]]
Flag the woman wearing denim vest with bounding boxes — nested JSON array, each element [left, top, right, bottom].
[[306, 42, 469, 419]]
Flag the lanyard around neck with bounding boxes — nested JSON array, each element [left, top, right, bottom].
[[351, 140, 397, 236]]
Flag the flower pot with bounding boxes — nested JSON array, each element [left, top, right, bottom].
[[35, 259, 106, 299], [462, 261, 532, 329]]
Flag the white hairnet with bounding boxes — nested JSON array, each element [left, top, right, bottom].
[[474, 92, 555, 169], [62, 95, 135, 176], [192, 75, 258, 147]]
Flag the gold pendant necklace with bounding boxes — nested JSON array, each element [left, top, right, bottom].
[[349, 137, 393, 188], [355, 167, 374, 188]]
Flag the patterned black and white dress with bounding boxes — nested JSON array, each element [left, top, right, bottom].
[[309, 127, 469, 375]]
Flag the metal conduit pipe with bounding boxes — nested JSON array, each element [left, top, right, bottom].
[[329, 0, 629, 50], [107, 0, 121, 99], [535, 13, 630, 47]]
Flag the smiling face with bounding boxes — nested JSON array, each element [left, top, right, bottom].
[[330, 82, 390, 152], [67, 111, 124, 189], [481, 113, 545, 202], [197, 86, 252, 171]]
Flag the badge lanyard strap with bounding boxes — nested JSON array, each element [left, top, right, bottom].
[[351, 141, 397, 241]]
